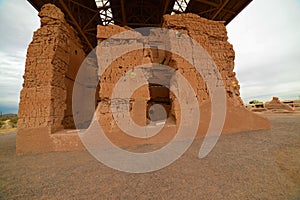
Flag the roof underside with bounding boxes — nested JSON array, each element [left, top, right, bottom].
[[27, 0, 252, 53]]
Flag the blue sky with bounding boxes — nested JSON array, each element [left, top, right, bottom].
[[0, 0, 300, 114]]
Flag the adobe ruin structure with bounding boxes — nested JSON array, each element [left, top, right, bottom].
[[265, 97, 294, 111], [17, 1, 270, 154]]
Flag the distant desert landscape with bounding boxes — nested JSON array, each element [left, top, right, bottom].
[[0, 115, 17, 134]]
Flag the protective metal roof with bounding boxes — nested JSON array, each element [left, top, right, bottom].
[[27, 0, 252, 53]]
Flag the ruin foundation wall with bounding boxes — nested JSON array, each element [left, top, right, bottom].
[[17, 4, 270, 153], [265, 97, 293, 111]]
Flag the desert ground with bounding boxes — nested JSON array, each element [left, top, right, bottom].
[[1, 113, 300, 200]]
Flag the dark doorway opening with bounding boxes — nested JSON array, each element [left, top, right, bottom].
[[147, 83, 172, 122]]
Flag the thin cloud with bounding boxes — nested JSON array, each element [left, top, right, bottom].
[[0, 0, 39, 113], [227, 0, 300, 102]]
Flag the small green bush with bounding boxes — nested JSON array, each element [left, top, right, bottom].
[[249, 100, 262, 104], [9, 116, 18, 128], [0, 116, 18, 128]]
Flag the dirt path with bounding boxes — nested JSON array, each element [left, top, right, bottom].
[[1, 114, 300, 199], [0, 128, 17, 135]]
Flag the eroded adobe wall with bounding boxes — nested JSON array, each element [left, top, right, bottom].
[[96, 14, 270, 136], [163, 14, 242, 106], [17, 7, 270, 153], [161, 14, 269, 135], [17, 4, 85, 153], [96, 26, 148, 131]]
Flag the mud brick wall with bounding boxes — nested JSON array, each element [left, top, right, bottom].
[[96, 26, 148, 130], [18, 4, 85, 133], [163, 14, 242, 107], [96, 14, 244, 130], [17, 7, 270, 153]]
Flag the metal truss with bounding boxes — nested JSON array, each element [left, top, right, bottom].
[[95, 0, 114, 25], [27, 0, 252, 52], [172, 0, 190, 14]]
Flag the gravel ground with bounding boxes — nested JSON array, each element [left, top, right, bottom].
[[1, 114, 300, 200]]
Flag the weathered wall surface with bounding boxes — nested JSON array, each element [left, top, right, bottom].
[[17, 4, 85, 153], [163, 14, 242, 106], [95, 14, 270, 140], [18, 7, 270, 153], [162, 14, 270, 136], [96, 26, 149, 131]]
